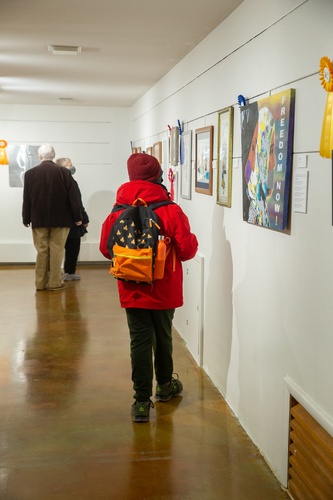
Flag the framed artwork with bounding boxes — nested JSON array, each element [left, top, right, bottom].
[[170, 126, 179, 166], [8, 144, 40, 187], [241, 88, 296, 231], [217, 107, 234, 207], [195, 125, 213, 195], [180, 130, 192, 199], [153, 141, 162, 164], [146, 147, 152, 155]]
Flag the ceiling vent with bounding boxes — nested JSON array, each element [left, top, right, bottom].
[[48, 45, 82, 56]]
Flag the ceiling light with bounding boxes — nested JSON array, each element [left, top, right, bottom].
[[48, 45, 82, 56]]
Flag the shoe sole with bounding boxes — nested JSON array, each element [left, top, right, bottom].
[[155, 392, 182, 402], [132, 416, 150, 422]]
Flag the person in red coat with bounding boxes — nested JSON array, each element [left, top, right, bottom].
[[100, 153, 198, 422]]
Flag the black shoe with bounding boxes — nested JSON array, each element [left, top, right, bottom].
[[131, 400, 154, 422], [155, 374, 183, 402]]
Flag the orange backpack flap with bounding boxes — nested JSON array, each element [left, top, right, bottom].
[[109, 244, 153, 283], [107, 199, 175, 284]]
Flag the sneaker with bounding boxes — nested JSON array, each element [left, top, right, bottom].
[[64, 273, 81, 281], [155, 374, 183, 402], [131, 400, 154, 422]]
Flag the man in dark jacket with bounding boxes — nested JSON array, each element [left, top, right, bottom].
[[22, 144, 82, 291], [100, 153, 198, 422]]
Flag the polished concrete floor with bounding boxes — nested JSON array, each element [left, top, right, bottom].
[[0, 265, 290, 500]]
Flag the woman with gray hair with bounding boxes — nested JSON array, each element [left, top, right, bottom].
[[56, 157, 89, 281]]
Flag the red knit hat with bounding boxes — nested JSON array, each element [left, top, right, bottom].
[[127, 153, 162, 182]]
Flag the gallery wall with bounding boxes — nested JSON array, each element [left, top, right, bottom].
[[0, 105, 131, 262], [1, 0, 332, 488], [130, 0, 333, 486]]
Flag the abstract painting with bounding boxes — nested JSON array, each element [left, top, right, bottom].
[[241, 89, 295, 231]]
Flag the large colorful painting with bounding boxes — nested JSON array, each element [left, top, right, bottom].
[[241, 89, 295, 231]]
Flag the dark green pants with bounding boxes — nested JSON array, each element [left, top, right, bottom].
[[125, 308, 175, 401]]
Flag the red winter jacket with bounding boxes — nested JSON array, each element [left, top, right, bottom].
[[100, 180, 198, 310]]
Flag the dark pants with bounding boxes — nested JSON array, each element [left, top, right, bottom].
[[125, 308, 175, 401], [64, 237, 81, 274]]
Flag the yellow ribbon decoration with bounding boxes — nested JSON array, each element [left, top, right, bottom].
[[0, 139, 8, 165], [319, 57, 333, 158]]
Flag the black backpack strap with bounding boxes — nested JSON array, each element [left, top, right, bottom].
[[111, 203, 129, 213], [112, 200, 174, 213], [149, 200, 175, 211]]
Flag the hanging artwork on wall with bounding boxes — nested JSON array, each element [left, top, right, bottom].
[[217, 107, 234, 207], [153, 141, 162, 164], [180, 130, 192, 200], [331, 151, 333, 226], [195, 125, 213, 195], [0, 140, 8, 165], [7, 144, 40, 187], [241, 89, 296, 231], [170, 126, 179, 166]]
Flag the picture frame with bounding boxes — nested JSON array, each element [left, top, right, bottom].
[[195, 125, 213, 195], [180, 130, 192, 199], [170, 126, 179, 166], [217, 106, 234, 206], [153, 141, 162, 164], [146, 146, 152, 155], [241, 88, 296, 231]]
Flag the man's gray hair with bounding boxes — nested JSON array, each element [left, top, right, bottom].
[[38, 144, 56, 160]]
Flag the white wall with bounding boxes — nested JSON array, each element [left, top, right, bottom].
[[131, 0, 333, 486], [1, 0, 333, 488], [0, 104, 131, 262]]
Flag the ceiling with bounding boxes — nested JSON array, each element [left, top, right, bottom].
[[0, 0, 244, 107]]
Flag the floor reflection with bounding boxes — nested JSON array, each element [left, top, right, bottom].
[[126, 397, 182, 498], [24, 289, 88, 409]]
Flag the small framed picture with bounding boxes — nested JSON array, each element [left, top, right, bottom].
[[180, 130, 192, 200], [217, 106, 234, 206], [146, 147, 152, 155], [195, 125, 213, 195], [153, 141, 162, 164], [170, 127, 179, 166]]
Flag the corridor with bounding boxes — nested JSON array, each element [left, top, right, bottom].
[[0, 265, 289, 499]]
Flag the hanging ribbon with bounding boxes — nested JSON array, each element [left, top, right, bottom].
[[0, 140, 8, 165], [168, 168, 175, 200], [319, 56, 333, 158]]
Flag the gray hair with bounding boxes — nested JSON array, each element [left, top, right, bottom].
[[38, 144, 56, 160], [55, 157, 71, 167]]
